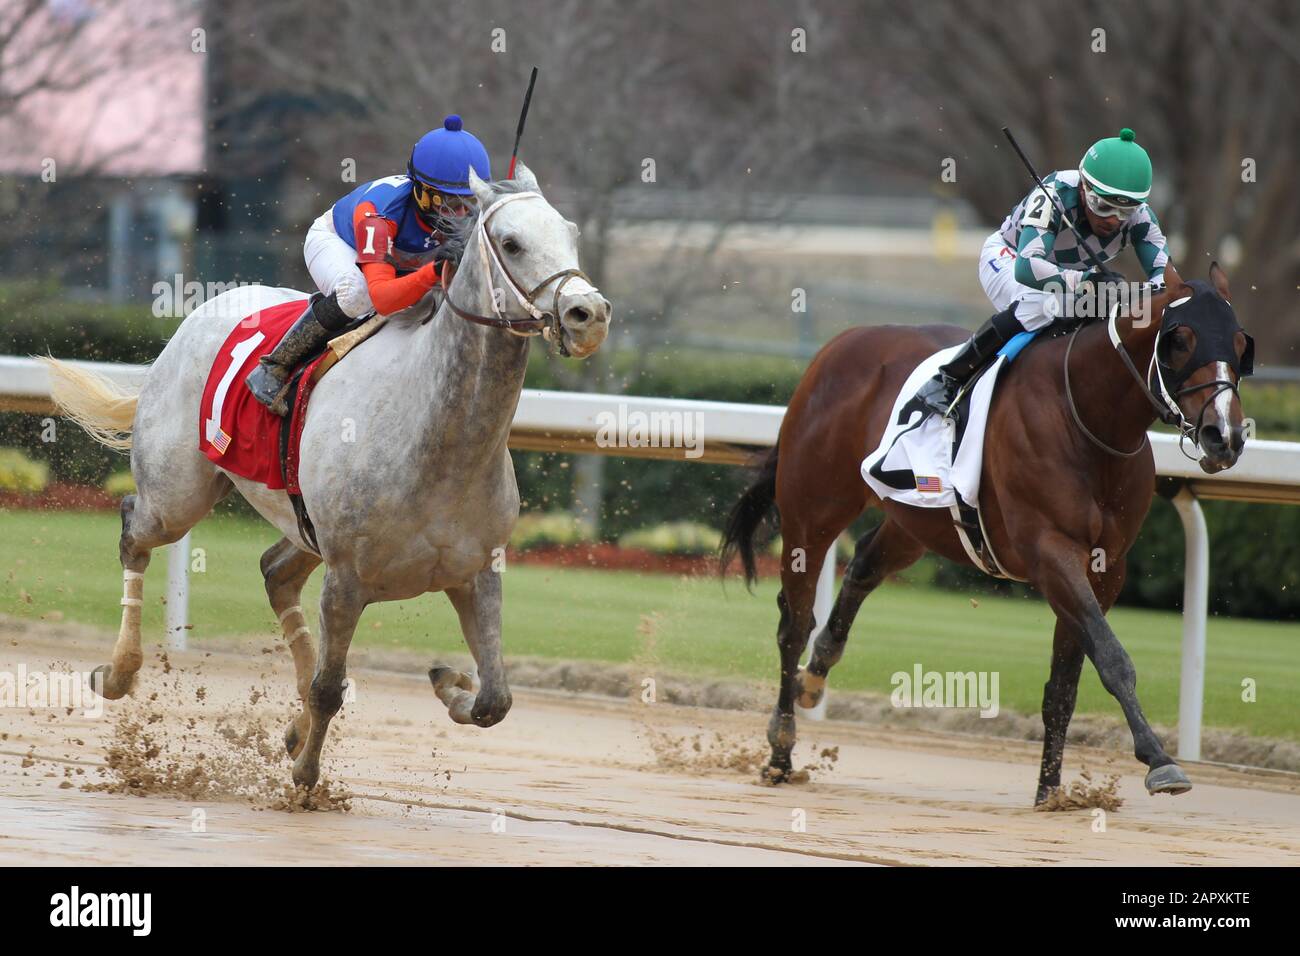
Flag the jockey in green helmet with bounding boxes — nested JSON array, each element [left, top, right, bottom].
[[917, 128, 1170, 416]]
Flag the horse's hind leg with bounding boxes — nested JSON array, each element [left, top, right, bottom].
[[435, 568, 512, 727], [796, 519, 925, 708], [94, 476, 230, 699], [765, 530, 834, 783], [259, 537, 323, 758], [1035, 620, 1086, 804], [292, 567, 365, 790]]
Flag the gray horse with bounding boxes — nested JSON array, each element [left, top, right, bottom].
[[45, 165, 611, 789]]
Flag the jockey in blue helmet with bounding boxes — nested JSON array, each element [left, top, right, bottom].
[[247, 115, 492, 414]]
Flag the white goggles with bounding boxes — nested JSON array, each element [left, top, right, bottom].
[[1082, 183, 1140, 221]]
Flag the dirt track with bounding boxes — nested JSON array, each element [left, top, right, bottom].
[[3, 620, 1299, 866]]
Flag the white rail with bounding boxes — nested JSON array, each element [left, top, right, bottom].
[[4, 354, 1298, 755]]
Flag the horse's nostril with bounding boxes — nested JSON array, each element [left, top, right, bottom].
[[1202, 425, 1223, 448], [565, 307, 591, 326]]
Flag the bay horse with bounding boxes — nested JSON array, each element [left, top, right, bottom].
[[721, 262, 1253, 803], [44, 164, 612, 790]]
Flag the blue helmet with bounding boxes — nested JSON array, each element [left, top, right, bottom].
[[407, 114, 491, 197]]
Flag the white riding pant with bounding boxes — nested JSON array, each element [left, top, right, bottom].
[[977, 231, 1072, 332], [303, 208, 374, 319]]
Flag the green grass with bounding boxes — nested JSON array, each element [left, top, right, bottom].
[[2, 508, 1295, 740]]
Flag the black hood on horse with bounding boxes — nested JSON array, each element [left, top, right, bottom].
[[1158, 279, 1255, 387]]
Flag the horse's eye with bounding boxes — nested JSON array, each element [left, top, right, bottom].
[[502, 237, 522, 255]]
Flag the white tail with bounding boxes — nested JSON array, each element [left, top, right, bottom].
[[40, 357, 141, 451]]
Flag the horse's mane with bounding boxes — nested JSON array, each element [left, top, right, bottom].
[[437, 178, 534, 267]]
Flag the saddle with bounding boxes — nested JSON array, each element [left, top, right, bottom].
[[944, 316, 1093, 579], [948, 317, 1089, 429], [199, 302, 387, 557]]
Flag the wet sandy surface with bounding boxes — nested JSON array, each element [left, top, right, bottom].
[[3, 623, 1298, 866]]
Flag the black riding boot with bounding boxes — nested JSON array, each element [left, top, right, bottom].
[[245, 292, 350, 416], [915, 303, 1023, 416]]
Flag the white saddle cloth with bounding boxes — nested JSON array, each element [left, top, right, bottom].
[[860, 344, 1008, 509]]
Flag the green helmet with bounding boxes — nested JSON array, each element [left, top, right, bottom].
[[1079, 128, 1152, 203]]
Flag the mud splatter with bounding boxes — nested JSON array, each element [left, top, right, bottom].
[[82, 668, 351, 812], [646, 728, 768, 775], [1035, 768, 1124, 812]]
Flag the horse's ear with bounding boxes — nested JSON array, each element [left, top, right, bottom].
[[468, 168, 495, 209], [1162, 261, 1188, 298], [511, 160, 540, 192], [1209, 260, 1232, 301]]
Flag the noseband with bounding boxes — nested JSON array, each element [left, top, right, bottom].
[[438, 191, 597, 354]]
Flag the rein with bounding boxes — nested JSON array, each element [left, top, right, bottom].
[[1063, 321, 1149, 458], [437, 191, 596, 353]]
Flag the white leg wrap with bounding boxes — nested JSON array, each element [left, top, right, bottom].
[[279, 605, 312, 648], [118, 571, 144, 644], [120, 572, 145, 607], [277, 604, 304, 625]]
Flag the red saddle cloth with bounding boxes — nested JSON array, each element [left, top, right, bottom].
[[198, 298, 329, 494]]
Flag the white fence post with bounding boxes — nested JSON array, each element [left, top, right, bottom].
[[1170, 487, 1208, 761], [797, 543, 836, 721], [165, 531, 190, 651]]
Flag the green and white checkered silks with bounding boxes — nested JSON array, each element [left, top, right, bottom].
[[997, 170, 1170, 289]]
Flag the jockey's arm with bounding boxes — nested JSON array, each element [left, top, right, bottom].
[[352, 202, 440, 316], [1130, 208, 1171, 285], [1013, 224, 1079, 292]]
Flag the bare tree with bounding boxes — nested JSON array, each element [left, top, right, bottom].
[[840, 0, 1300, 359]]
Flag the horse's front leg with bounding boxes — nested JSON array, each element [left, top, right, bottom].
[[434, 567, 512, 728], [1032, 531, 1190, 796]]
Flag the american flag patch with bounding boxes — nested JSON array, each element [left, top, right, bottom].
[[211, 428, 232, 455], [915, 475, 942, 493]]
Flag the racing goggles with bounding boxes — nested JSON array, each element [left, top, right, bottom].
[[1082, 182, 1140, 221], [413, 181, 476, 219]]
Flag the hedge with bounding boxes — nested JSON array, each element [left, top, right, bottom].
[[3, 298, 1297, 618]]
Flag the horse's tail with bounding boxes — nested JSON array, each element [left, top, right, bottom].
[[719, 443, 779, 590], [39, 356, 139, 451]]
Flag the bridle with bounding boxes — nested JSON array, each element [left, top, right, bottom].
[[436, 191, 597, 356], [1147, 295, 1248, 461], [1063, 294, 1246, 460]]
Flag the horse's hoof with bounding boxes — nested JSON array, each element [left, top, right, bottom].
[[794, 668, 825, 709], [428, 666, 474, 694], [284, 723, 301, 758], [471, 689, 513, 728], [761, 761, 792, 785], [89, 664, 133, 701], [1145, 763, 1192, 795], [292, 756, 320, 791]]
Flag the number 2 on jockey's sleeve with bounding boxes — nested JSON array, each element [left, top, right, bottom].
[[1021, 187, 1055, 230]]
